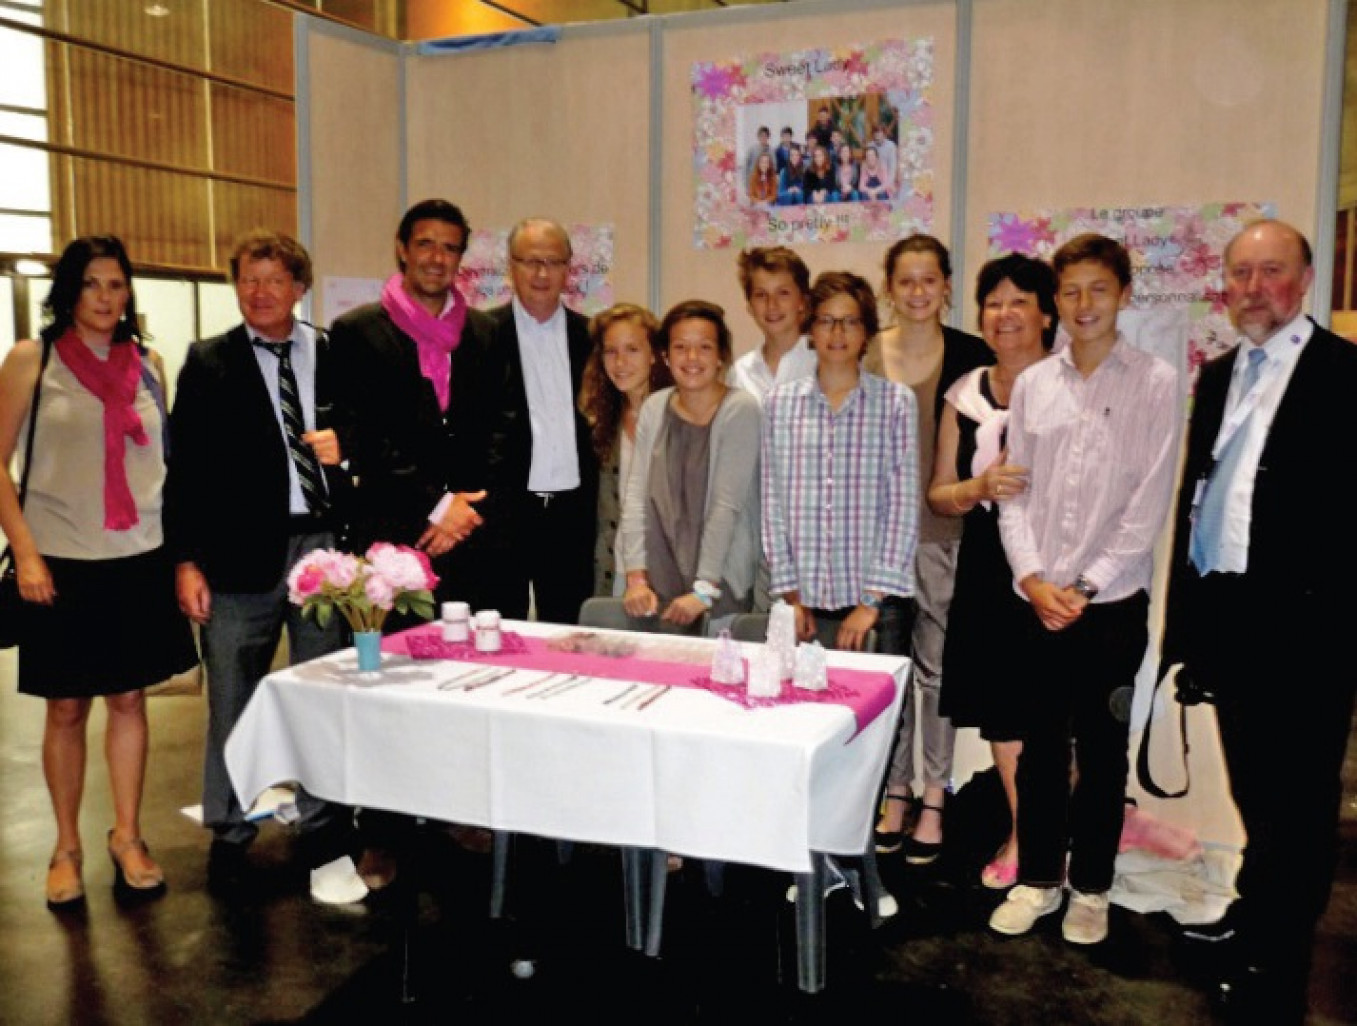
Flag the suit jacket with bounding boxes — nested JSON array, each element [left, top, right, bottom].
[[326, 301, 494, 550], [163, 324, 350, 593], [447, 301, 598, 549], [1161, 321, 1357, 666]]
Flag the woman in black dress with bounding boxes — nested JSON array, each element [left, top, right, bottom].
[[931, 253, 1056, 889]]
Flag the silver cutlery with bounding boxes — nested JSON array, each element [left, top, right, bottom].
[[635, 685, 670, 711], [532, 676, 592, 700], [622, 683, 663, 710], [458, 668, 519, 691], [436, 665, 499, 689], [438, 667, 514, 691], [603, 683, 640, 706], [501, 672, 564, 696]]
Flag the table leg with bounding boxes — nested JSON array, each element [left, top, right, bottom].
[[861, 844, 887, 929], [490, 830, 510, 919], [621, 848, 647, 950], [794, 854, 829, 993], [644, 850, 668, 957]]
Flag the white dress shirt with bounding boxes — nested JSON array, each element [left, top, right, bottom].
[[1199, 313, 1312, 573], [999, 336, 1181, 602], [727, 336, 816, 404], [247, 319, 320, 516], [512, 297, 581, 492]]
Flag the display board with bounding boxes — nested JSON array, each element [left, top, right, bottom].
[[300, 20, 404, 321], [404, 25, 652, 317], [292, 0, 1336, 847]]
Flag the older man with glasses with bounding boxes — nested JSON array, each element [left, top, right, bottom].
[[447, 217, 596, 625]]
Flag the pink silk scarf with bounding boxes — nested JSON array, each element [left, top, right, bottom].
[[53, 329, 148, 530], [380, 273, 468, 412]]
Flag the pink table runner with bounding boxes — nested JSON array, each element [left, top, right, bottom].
[[382, 624, 897, 736]]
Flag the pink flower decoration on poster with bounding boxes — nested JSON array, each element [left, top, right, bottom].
[[691, 38, 935, 248], [456, 224, 615, 317], [986, 201, 1275, 378]]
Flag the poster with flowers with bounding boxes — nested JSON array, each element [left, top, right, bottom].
[[692, 38, 935, 249], [987, 202, 1275, 375], [456, 224, 615, 316]]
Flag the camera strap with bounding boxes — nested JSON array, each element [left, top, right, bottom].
[[1135, 664, 1192, 800]]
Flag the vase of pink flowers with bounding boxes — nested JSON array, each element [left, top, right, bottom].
[[287, 543, 439, 672]]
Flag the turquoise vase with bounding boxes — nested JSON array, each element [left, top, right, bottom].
[[353, 630, 383, 673]]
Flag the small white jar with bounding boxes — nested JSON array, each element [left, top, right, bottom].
[[442, 601, 471, 643], [474, 609, 502, 653]]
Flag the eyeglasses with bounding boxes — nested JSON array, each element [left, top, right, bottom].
[[812, 314, 865, 333], [511, 256, 570, 274]]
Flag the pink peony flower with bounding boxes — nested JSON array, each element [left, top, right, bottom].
[[364, 571, 396, 611], [287, 549, 336, 603], [366, 543, 429, 592], [289, 542, 436, 631], [407, 546, 439, 590], [325, 551, 361, 589]]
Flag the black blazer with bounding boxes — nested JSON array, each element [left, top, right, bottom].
[[164, 324, 350, 593], [1161, 321, 1357, 664], [447, 302, 598, 547], [327, 301, 494, 550]]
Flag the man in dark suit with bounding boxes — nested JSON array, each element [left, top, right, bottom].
[[1161, 220, 1357, 1023], [327, 199, 496, 890], [328, 198, 492, 589], [165, 230, 361, 901], [448, 217, 596, 624]]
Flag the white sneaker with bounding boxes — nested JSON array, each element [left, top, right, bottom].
[[784, 859, 849, 904], [989, 884, 1062, 936], [852, 890, 900, 919], [1062, 890, 1110, 945]]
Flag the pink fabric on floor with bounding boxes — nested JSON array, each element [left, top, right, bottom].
[[382, 624, 896, 736], [1118, 805, 1202, 860]]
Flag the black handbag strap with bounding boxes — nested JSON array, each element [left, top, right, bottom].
[[1, 337, 54, 566], [1135, 663, 1191, 799]]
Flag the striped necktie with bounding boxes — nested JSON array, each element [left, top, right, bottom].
[[1189, 346, 1267, 574], [253, 338, 327, 514]]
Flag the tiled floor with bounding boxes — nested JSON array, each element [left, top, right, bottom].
[[0, 647, 1352, 1025]]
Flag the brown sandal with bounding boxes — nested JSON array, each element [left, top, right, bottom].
[[46, 849, 85, 909], [107, 830, 166, 894]]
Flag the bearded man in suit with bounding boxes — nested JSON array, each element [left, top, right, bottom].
[[1161, 219, 1357, 1024]]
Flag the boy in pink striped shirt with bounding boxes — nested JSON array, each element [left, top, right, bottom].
[[989, 234, 1180, 946]]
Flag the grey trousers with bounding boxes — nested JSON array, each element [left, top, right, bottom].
[[885, 539, 959, 793], [201, 531, 346, 846]]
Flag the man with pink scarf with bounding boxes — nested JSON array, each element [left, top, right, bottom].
[[329, 199, 492, 585], [328, 200, 495, 890]]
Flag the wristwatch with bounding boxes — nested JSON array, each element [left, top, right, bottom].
[[858, 592, 883, 610], [1072, 575, 1099, 601], [692, 580, 722, 608]]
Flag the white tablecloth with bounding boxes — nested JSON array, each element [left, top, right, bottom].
[[225, 621, 908, 874]]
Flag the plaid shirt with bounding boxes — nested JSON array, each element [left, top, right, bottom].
[[761, 371, 919, 607]]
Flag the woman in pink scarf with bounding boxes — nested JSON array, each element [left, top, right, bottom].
[[0, 237, 195, 910]]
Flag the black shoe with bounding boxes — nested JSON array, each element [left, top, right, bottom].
[[873, 793, 914, 854], [207, 839, 252, 895], [1216, 965, 1307, 1026], [903, 802, 944, 865]]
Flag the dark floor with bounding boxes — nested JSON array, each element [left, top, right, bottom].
[[0, 647, 1353, 1026]]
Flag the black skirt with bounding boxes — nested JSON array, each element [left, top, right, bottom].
[[17, 546, 198, 699], [939, 508, 1031, 742]]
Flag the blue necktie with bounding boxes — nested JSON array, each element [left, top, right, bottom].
[[1189, 346, 1267, 574]]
